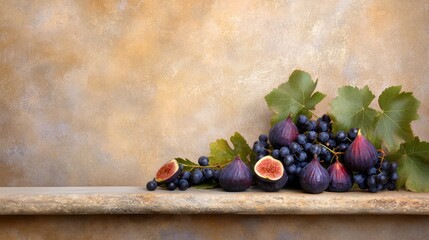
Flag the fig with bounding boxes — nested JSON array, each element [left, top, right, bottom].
[[268, 116, 299, 149], [299, 157, 329, 194], [154, 159, 180, 184], [254, 156, 285, 182], [344, 130, 378, 171], [219, 156, 253, 192], [327, 161, 353, 192], [257, 171, 288, 192]]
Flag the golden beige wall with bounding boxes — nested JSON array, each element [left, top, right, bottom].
[[1, 0, 428, 186]]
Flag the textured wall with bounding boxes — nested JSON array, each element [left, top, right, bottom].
[[1, 0, 428, 186]]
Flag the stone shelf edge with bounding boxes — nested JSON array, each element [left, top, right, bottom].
[[0, 187, 428, 215]]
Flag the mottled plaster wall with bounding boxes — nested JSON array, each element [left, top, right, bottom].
[[1, 0, 428, 186]]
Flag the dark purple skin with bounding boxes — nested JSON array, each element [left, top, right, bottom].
[[219, 157, 253, 192], [268, 116, 299, 149], [327, 161, 353, 192], [299, 157, 329, 194], [257, 171, 288, 192], [344, 131, 378, 172]]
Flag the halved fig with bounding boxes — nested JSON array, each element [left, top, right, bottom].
[[254, 156, 285, 183], [154, 159, 180, 183]]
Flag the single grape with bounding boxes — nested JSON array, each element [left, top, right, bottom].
[[348, 128, 358, 139], [279, 147, 290, 157], [317, 121, 329, 132], [309, 144, 321, 155], [390, 162, 398, 172], [167, 182, 177, 191], [353, 173, 366, 184], [297, 115, 308, 126], [318, 132, 329, 143], [377, 173, 388, 185], [336, 131, 347, 142], [283, 155, 294, 166], [287, 164, 297, 175], [367, 167, 377, 175], [390, 172, 399, 181], [253, 143, 265, 153], [367, 175, 377, 187], [320, 146, 328, 155], [322, 114, 331, 123], [181, 171, 191, 181], [203, 168, 214, 180], [146, 180, 157, 191], [213, 170, 220, 182], [191, 169, 204, 184], [296, 166, 302, 175], [198, 156, 209, 166], [358, 182, 367, 190], [258, 134, 268, 142], [337, 143, 348, 152], [178, 179, 189, 191], [272, 149, 280, 159], [381, 161, 390, 171], [295, 151, 307, 162], [179, 164, 184, 171], [306, 131, 317, 141], [289, 142, 301, 153], [327, 139, 336, 148], [304, 142, 313, 152], [297, 134, 307, 145], [305, 121, 316, 131]]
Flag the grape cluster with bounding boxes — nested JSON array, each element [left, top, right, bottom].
[[252, 113, 399, 192], [146, 156, 220, 191], [353, 158, 399, 193]]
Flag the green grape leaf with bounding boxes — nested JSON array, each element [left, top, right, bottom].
[[374, 86, 420, 151], [392, 137, 429, 192], [329, 86, 379, 135], [265, 70, 326, 125], [208, 132, 253, 166], [175, 157, 199, 171]]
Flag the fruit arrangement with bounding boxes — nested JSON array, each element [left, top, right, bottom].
[[147, 70, 429, 193]]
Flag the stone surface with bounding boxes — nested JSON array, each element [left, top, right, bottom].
[[0, 187, 428, 215], [1, 215, 429, 240], [0, 0, 429, 186]]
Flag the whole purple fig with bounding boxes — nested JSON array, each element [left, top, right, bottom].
[[327, 161, 353, 192], [344, 130, 378, 171], [299, 157, 329, 194], [219, 157, 253, 192], [268, 116, 299, 149]]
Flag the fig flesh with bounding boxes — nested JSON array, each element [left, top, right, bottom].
[[254, 156, 284, 182], [327, 161, 353, 192], [299, 157, 329, 194], [155, 159, 180, 184], [268, 116, 299, 149], [219, 157, 253, 192], [344, 130, 378, 171]]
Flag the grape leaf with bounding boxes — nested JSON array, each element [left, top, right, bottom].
[[329, 86, 379, 135], [265, 70, 326, 125], [392, 137, 429, 192], [208, 132, 253, 166], [374, 86, 420, 151], [175, 158, 199, 171]]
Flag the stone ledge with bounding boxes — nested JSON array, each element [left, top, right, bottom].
[[0, 187, 428, 215]]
